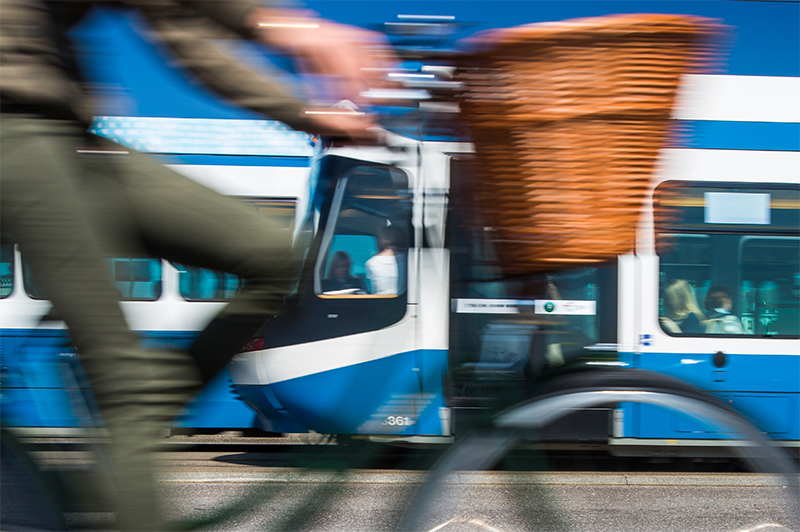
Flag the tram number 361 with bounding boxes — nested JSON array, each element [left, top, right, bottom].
[[382, 416, 416, 426]]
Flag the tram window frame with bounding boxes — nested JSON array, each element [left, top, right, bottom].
[[21, 255, 163, 301], [654, 181, 799, 339], [314, 165, 412, 299], [173, 198, 296, 302], [107, 258, 163, 301]]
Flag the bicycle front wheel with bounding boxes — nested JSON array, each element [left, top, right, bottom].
[[402, 368, 800, 532]]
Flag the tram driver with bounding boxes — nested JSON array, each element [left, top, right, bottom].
[[323, 251, 368, 294]]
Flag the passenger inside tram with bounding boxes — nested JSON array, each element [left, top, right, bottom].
[[655, 182, 799, 337], [661, 279, 706, 334], [322, 251, 368, 294], [704, 285, 747, 334]]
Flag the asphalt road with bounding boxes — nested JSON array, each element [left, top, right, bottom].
[[45, 449, 796, 532], [155, 479, 797, 532], [6, 434, 799, 532]]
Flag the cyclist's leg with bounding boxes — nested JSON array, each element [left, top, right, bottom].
[[106, 143, 298, 383], [0, 117, 142, 391], [0, 115, 200, 531]]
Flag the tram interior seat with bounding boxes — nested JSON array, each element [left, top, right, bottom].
[[659, 316, 682, 334], [704, 318, 724, 334]]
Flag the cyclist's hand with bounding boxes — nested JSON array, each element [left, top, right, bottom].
[[248, 8, 397, 106], [302, 108, 383, 143]]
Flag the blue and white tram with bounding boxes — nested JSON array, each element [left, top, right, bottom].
[[3, 3, 798, 454], [615, 73, 800, 451], [230, 71, 800, 450], [0, 117, 314, 433], [230, 138, 461, 436]]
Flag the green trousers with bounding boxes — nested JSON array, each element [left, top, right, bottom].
[[1, 114, 297, 530]]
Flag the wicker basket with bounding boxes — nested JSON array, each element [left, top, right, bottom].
[[456, 14, 724, 274]]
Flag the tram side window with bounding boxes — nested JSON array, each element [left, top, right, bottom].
[[740, 237, 800, 336], [173, 200, 295, 301], [21, 256, 162, 301], [175, 264, 243, 300], [0, 244, 14, 298], [655, 182, 799, 338], [658, 236, 711, 335], [107, 258, 162, 300], [316, 166, 411, 297]]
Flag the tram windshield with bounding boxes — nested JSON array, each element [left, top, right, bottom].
[[314, 164, 412, 298], [655, 182, 800, 338]]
